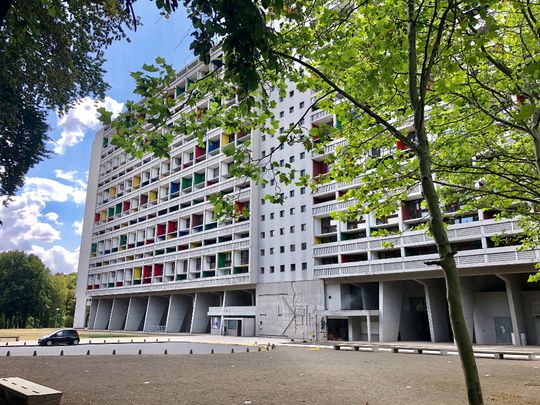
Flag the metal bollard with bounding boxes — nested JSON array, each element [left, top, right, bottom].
[[231, 348, 235, 354], [33, 350, 37, 356], [211, 349, 214, 354], [164, 349, 168, 355], [60, 350, 64, 356], [6, 351, 10, 356], [138, 349, 142, 355], [86, 349, 90, 355], [112, 349, 116, 355], [189, 349, 193, 355]]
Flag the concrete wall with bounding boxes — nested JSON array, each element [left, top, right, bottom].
[[421, 278, 451, 342], [460, 277, 475, 341], [166, 294, 193, 333], [256, 280, 325, 340], [191, 293, 220, 333], [93, 299, 113, 330], [379, 281, 403, 342], [521, 291, 540, 345], [74, 132, 103, 328], [125, 297, 148, 331], [144, 296, 169, 331], [88, 299, 99, 329], [109, 298, 129, 330], [473, 291, 510, 344]]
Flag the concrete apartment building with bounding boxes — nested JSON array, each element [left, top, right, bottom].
[[74, 52, 540, 346]]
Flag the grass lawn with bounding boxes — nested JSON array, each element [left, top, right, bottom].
[[0, 328, 145, 341]]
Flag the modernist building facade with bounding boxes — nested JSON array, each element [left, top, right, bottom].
[[74, 53, 540, 346]]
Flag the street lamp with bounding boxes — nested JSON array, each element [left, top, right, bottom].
[[55, 308, 60, 328]]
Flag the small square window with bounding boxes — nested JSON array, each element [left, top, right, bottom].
[[290, 263, 296, 271], [270, 248, 275, 255], [270, 213, 275, 220], [261, 215, 265, 221], [280, 228, 284, 235], [300, 187, 306, 195], [300, 152, 305, 159], [301, 242, 307, 250], [270, 266, 275, 273], [279, 144, 284, 150], [290, 208, 295, 215], [299, 101, 305, 108], [262, 150, 266, 157], [280, 264, 285, 272], [279, 111, 284, 118], [289, 106, 294, 113], [301, 223, 306, 231], [279, 159, 284, 166], [260, 232, 265, 238], [261, 199, 265, 205], [270, 179, 275, 186], [290, 226, 295, 233], [289, 190, 295, 197], [280, 246, 285, 253], [301, 205, 306, 213], [279, 127, 285, 134], [289, 156, 295, 163], [300, 169, 306, 176], [279, 96, 284, 102], [260, 267, 265, 274], [280, 210, 284, 217], [270, 230, 275, 237], [302, 262, 307, 270], [289, 90, 295, 97], [262, 135, 266, 142], [299, 118, 304, 125], [290, 244, 296, 252], [260, 249, 265, 256]]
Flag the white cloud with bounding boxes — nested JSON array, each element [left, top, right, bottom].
[[52, 96, 123, 154], [30, 245, 80, 274], [73, 219, 83, 236], [24, 177, 87, 205], [55, 169, 88, 188], [44, 212, 62, 225]]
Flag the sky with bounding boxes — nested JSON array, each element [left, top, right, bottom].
[[0, 3, 195, 274]]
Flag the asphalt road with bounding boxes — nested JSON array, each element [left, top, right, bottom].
[[0, 341, 248, 356]]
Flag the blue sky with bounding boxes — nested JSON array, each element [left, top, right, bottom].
[[0, 3, 194, 273]]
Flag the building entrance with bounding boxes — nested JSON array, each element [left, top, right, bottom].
[[495, 317, 512, 344], [327, 318, 349, 341]]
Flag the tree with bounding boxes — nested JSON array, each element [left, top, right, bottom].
[[98, 1, 540, 403], [0, 0, 134, 202]]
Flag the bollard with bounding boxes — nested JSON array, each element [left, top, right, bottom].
[[118, 339, 120, 343], [112, 349, 116, 355], [104, 339, 106, 344], [24, 341, 26, 346], [86, 349, 90, 356], [271, 344, 276, 350], [144, 339, 146, 343], [6, 351, 10, 357], [231, 348, 235, 354], [189, 349, 193, 355], [168, 338, 170, 342], [258, 347, 261, 352], [131, 339, 133, 343], [156, 338, 158, 343], [60, 350, 64, 356], [4, 342, 7, 346], [89, 340, 92, 344], [164, 349, 168, 355], [211, 349, 214, 354], [33, 350, 37, 356], [138, 349, 142, 355], [246, 348, 249, 353]]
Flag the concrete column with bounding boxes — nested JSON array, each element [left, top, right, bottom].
[[109, 298, 129, 330], [93, 299, 113, 330], [191, 292, 220, 333], [459, 277, 475, 342], [379, 281, 403, 342], [88, 299, 99, 329], [166, 295, 193, 333], [144, 296, 169, 332], [125, 297, 148, 331], [419, 279, 450, 342], [498, 274, 526, 346], [366, 314, 372, 343]]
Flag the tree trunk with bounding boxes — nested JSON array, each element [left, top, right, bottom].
[[531, 110, 540, 181], [416, 142, 484, 405]]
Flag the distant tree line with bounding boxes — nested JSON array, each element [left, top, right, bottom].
[[0, 251, 76, 329]]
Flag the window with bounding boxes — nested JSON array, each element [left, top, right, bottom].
[[279, 144, 284, 150], [262, 150, 266, 157], [290, 226, 295, 233], [270, 230, 275, 237], [300, 187, 306, 195], [270, 213, 275, 220], [289, 106, 294, 113], [290, 244, 296, 252], [301, 223, 306, 231], [261, 199, 265, 205], [270, 248, 274, 255], [260, 232, 265, 238], [279, 96, 284, 102], [300, 169, 306, 176], [301, 205, 306, 213], [299, 101, 305, 108], [290, 263, 296, 271], [289, 156, 295, 163], [280, 193, 285, 200], [280, 246, 285, 253], [279, 111, 284, 118], [300, 152, 305, 159], [280, 228, 284, 235], [289, 90, 295, 97], [302, 262, 307, 270], [260, 267, 265, 274], [279, 127, 285, 134], [289, 190, 295, 197], [260, 249, 265, 256], [280, 210, 285, 217], [290, 208, 295, 215], [261, 215, 265, 221], [301, 242, 307, 250], [299, 118, 304, 125], [270, 266, 275, 273], [280, 264, 285, 272], [279, 159, 284, 166], [270, 179, 275, 186], [262, 135, 266, 142]]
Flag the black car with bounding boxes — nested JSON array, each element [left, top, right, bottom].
[[38, 329, 80, 346]]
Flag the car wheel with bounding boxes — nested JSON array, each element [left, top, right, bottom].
[[46, 340, 52, 346], [72, 339, 79, 345]]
